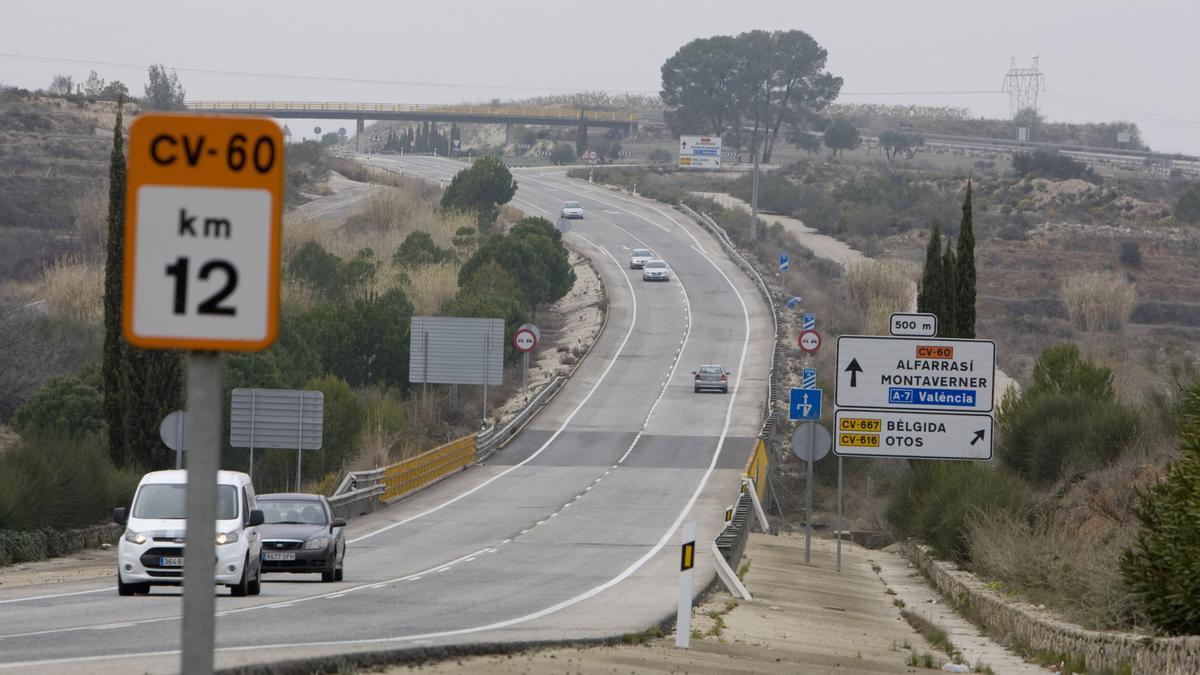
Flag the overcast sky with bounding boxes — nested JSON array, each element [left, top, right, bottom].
[[3, 1, 1198, 153]]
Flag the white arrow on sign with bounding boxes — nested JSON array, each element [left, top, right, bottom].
[[800, 392, 813, 418]]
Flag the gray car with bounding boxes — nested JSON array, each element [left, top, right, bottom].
[[257, 493, 346, 582], [693, 364, 730, 393]]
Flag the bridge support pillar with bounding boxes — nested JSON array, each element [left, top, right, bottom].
[[356, 118, 365, 153], [504, 123, 515, 145]]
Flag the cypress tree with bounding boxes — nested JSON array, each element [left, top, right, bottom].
[[956, 180, 977, 338], [575, 114, 587, 157], [917, 222, 944, 331], [102, 97, 128, 466], [942, 238, 958, 338], [119, 344, 184, 468]]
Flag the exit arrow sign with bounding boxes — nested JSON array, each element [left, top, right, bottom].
[[789, 387, 822, 421]]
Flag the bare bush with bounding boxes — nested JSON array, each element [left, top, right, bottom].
[[1062, 271, 1136, 332], [71, 187, 107, 259], [844, 260, 915, 334], [40, 256, 103, 326], [966, 509, 1140, 629]]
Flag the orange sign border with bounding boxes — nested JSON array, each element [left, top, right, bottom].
[[122, 113, 282, 352]]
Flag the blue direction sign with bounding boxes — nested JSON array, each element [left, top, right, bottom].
[[780, 253, 789, 271], [802, 367, 817, 389], [789, 387, 823, 421], [803, 312, 815, 330]]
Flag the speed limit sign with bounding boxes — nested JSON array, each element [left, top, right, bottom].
[[123, 114, 283, 351]]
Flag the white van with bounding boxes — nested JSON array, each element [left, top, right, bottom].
[[113, 470, 264, 596]]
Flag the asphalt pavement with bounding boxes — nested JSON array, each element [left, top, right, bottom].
[[0, 155, 772, 673]]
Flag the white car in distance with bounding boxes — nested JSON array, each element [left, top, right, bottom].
[[561, 201, 584, 219], [629, 248, 655, 269], [642, 259, 671, 281]]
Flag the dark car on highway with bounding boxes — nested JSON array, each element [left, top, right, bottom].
[[257, 493, 346, 582]]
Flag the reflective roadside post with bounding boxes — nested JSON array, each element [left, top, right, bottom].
[[124, 114, 282, 675]]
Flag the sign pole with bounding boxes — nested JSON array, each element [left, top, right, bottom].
[[806, 412, 814, 564], [248, 389, 256, 480], [675, 521, 697, 649], [181, 351, 221, 675], [482, 334, 490, 423], [836, 456, 843, 572], [296, 394, 304, 491], [175, 411, 185, 470], [522, 351, 529, 401]]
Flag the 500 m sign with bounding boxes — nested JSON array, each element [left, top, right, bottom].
[[123, 115, 283, 351]]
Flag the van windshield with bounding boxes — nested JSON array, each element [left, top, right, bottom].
[[131, 484, 239, 520]]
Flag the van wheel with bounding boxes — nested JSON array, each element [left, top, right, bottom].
[[334, 566, 344, 582], [247, 561, 262, 596], [321, 569, 336, 583], [229, 557, 251, 597]]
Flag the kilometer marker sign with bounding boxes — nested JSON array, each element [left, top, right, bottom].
[[833, 409, 993, 460]]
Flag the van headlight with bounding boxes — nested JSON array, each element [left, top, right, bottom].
[[303, 537, 329, 550], [124, 531, 147, 545], [214, 531, 239, 545]]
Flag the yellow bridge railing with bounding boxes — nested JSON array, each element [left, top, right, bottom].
[[185, 101, 637, 123], [743, 438, 769, 501], [381, 435, 476, 502]]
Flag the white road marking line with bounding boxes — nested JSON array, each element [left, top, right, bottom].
[[0, 586, 115, 605], [89, 623, 133, 631]]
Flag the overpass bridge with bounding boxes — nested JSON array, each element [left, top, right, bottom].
[[185, 101, 639, 148]]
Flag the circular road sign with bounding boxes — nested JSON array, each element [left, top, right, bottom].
[[513, 327, 538, 353], [798, 329, 822, 353], [159, 410, 188, 451], [790, 422, 831, 462]]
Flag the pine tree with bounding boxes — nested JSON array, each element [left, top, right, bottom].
[[102, 98, 128, 466], [942, 238, 958, 338], [956, 180, 977, 338], [917, 222, 944, 332]]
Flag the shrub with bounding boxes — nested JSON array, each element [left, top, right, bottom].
[[0, 434, 139, 533], [457, 220, 574, 309], [289, 242, 377, 303], [441, 156, 517, 230], [11, 376, 103, 439], [393, 231, 455, 267], [844, 260, 914, 334], [294, 288, 414, 388], [648, 148, 673, 165], [1174, 187, 1200, 224], [1118, 240, 1141, 266], [1062, 271, 1136, 332], [1012, 149, 1096, 181], [1121, 383, 1200, 635], [886, 461, 1040, 563], [300, 375, 364, 484], [999, 394, 1139, 485]]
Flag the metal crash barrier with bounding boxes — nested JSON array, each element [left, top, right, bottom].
[[381, 435, 477, 502]]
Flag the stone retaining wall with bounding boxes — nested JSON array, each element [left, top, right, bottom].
[[900, 540, 1200, 674]]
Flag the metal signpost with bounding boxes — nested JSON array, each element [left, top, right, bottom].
[[158, 410, 188, 469], [790, 420, 828, 564], [124, 114, 282, 675], [513, 323, 539, 401], [678, 135, 722, 169], [675, 521, 697, 649]]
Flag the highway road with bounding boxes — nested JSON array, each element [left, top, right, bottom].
[[0, 156, 772, 673]]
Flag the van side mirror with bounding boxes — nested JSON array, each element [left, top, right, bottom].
[[113, 507, 127, 525], [247, 509, 265, 527], [331, 518, 347, 529]]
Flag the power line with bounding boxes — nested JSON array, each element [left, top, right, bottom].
[[0, 51, 659, 95]]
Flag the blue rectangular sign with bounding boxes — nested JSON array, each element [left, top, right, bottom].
[[789, 387, 823, 421], [888, 388, 977, 407]]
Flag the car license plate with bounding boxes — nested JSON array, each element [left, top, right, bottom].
[[159, 556, 184, 567], [263, 552, 296, 561]]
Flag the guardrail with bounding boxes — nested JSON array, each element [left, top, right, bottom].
[[381, 435, 477, 502], [185, 101, 637, 123], [476, 376, 565, 461]]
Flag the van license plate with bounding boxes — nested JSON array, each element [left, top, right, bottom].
[[263, 552, 296, 561], [159, 556, 184, 567]]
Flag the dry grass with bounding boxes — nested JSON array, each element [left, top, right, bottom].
[[70, 186, 107, 260], [965, 509, 1140, 629], [39, 256, 103, 326], [1062, 271, 1136, 332], [844, 260, 916, 334], [402, 262, 460, 315]]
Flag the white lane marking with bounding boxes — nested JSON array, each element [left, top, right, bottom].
[[0, 586, 115, 605], [346, 232, 642, 545], [89, 623, 133, 631], [0, 547, 494, 642], [0, 170, 759, 672]]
